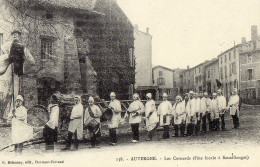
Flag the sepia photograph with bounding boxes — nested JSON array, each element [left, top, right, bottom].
[[0, 0, 259, 166]]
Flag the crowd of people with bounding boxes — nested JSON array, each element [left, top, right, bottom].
[[9, 87, 241, 154]]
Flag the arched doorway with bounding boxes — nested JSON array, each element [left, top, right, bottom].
[[37, 77, 60, 107]]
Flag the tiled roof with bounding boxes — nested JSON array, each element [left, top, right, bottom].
[[40, 0, 97, 10], [9, 0, 97, 11]]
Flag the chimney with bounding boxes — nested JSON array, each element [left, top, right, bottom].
[[134, 24, 138, 30], [146, 27, 149, 34], [251, 25, 258, 42], [241, 37, 246, 44]]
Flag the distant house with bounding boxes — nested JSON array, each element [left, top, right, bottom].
[[239, 26, 260, 100], [205, 58, 219, 95], [0, 0, 135, 107], [152, 65, 174, 100]]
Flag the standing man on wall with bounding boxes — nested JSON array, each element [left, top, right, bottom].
[[1, 28, 35, 121]]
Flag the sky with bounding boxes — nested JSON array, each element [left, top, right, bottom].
[[117, 0, 260, 69]]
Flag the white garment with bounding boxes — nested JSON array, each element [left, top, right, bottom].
[[127, 100, 144, 124], [228, 95, 240, 116], [84, 104, 102, 125], [158, 100, 172, 126], [107, 99, 122, 129], [186, 98, 196, 124], [68, 103, 84, 139], [195, 98, 201, 113], [200, 97, 212, 115], [145, 99, 158, 131], [211, 98, 219, 119], [173, 101, 186, 125], [9, 105, 33, 144], [217, 95, 226, 115], [46, 104, 59, 129]]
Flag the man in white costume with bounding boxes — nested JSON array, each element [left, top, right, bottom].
[[186, 91, 196, 136], [1, 29, 35, 120], [43, 95, 60, 152], [194, 93, 201, 135], [217, 89, 227, 131], [173, 95, 186, 137], [145, 93, 158, 141], [8, 95, 35, 155], [227, 88, 240, 129], [211, 93, 219, 131], [125, 93, 144, 143], [84, 96, 102, 148], [200, 92, 212, 132], [62, 95, 84, 151], [158, 93, 172, 139], [107, 92, 122, 146]]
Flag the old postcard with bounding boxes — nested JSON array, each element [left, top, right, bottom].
[[0, 0, 259, 166]]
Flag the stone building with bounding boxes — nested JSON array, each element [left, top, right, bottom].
[[240, 26, 260, 100], [0, 0, 135, 108], [205, 58, 219, 95], [173, 68, 186, 96], [192, 60, 214, 93], [218, 44, 242, 99], [134, 25, 157, 99], [152, 65, 174, 100], [179, 66, 195, 95]]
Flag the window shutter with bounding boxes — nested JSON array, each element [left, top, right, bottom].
[[253, 69, 255, 80]]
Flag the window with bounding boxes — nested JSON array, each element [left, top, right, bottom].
[[245, 88, 256, 99], [224, 66, 227, 79], [247, 69, 254, 80], [166, 89, 171, 95], [129, 48, 134, 67], [46, 10, 53, 19], [199, 75, 202, 82], [188, 80, 190, 85], [41, 37, 54, 60], [157, 78, 165, 85], [208, 71, 210, 78], [248, 55, 252, 63], [229, 53, 231, 61], [225, 55, 227, 63], [129, 84, 134, 96], [233, 50, 236, 59], [195, 77, 198, 83], [0, 33, 3, 55], [159, 71, 163, 76], [232, 62, 236, 75], [199, 67, 201, 73], [229, 64, 232, 76], [220, 67, 223, 79], [220, 57, 223, 65]]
